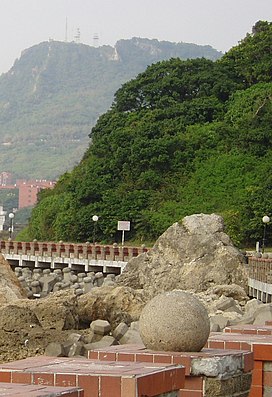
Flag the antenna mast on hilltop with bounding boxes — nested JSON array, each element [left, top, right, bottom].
[[74, 28, 81, 43], [65, 17, 68, 42], [93, 33, 99, 47]]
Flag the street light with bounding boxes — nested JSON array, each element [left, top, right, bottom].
[[262, 215, 270, 253], [92, 215, 99, 245], [8, 212, 15, 240]]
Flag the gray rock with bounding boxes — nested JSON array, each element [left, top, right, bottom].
[[112, 322, 129, 341], [44, 342, 65, 357], [83, 335, 117, 354], [67, 341, 84, 357], [244, 299, 264, 316], [253, 304, 272, 325], [119, 329, 143, 345], [90, 319, 111, 335], [139, 290, 210, 352], [118, 214, 248, 297], [209, 314, 230, 331]]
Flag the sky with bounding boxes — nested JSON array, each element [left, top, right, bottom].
[[0, 0, 271, 74]]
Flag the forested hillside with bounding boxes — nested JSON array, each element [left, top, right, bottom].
[[0, 38, 220, 179], [25, 21, 272, 247]]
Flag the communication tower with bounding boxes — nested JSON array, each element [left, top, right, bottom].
[[74, 28, 81, 43], [93, 33, 99, 47], [65, 17, 68, 42]]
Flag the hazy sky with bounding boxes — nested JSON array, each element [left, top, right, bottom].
[[0, 0, 271, 74]]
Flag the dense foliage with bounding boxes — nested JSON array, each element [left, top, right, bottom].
[[25, 21, 272, 247], [0, 38, 220, 179]]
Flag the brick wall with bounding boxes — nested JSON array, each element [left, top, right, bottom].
[[208, 327, 272, 397], [88, 345, 253, 397]]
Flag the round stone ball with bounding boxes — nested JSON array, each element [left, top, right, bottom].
[[139, 290, 210, 352]]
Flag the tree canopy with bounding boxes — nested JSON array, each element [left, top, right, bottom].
[[24, 21, 272, 247]]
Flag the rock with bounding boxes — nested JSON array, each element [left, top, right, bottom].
[[67, 341, 84, 357], [90, 319, 111, 335], [44, 342, 65, 357], [209, 314, 230, 331], [214, 296, 243, 315], [139, 290, 210, 352], [207, 284, 249, 304], [0, 255, 27, 302], [244, 299, 264, 316], [77, 286, 148, 328], [119, 329, 143, 345], [253, 304, 272, 325], [118, 214, 248, 297], [210, 323, 221, 332], [112, 322, 129, 341], [130, 321, 139, 331], [31, 290, 79, 331], [67, 333, 82, 343], [83, 335, 117, 355]]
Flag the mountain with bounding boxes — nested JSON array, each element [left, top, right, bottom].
[[0, 38, 222, 179], [24, 21, 272, 247]]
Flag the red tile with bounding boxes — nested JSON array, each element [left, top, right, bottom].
[[88, 351, 98, 360], [172, 356, 191, 376], [253, 344, 272, 361], [225, 341, 240, 350], [98, 352, 116, 361], [241, 342, 252, 351], [153, 354, 172, 364], [135, 353, 153, 363], [249, 385, 263, 397], [208, 340, 225, 349], [11, 372, 32, 384], [78, 375, 99, 397], [184, 376, 203, 391], [121, 377, 136, 397], [0, 371, 11, 382], [137, 368, 184, 396], [55, 373, 76, 387], [117, 353, 135, 362], [252, 368, 263, 387], [243, 352, 254, 372], [33, 372, 54, 386], [100, 376, 121, 397]]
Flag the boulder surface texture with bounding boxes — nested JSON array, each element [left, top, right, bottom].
[[118, 213, 248, 297], [139, 290, 210, 351]]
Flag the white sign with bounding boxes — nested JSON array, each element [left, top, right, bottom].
[[118, 221, 131, 231]]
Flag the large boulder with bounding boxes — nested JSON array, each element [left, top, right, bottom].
[[77, 285, 148, 328], [0, 254, 27, 303], [118, 214, 248, 297]]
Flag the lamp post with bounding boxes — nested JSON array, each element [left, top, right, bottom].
[[8, 212, 15, 240], [262, 215, 270, 253], [92, 215, 99, 245]]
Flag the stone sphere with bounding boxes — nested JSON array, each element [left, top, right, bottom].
[[139, 290, 210, 352]]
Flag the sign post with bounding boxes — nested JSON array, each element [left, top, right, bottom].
[[117, 221, 131, 246]]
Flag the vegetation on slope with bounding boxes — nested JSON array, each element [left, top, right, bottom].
[[0, 38, 221, 179], [24, 21, 272, 247]]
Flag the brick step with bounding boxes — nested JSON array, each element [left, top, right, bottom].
[[0, 356, 185, 397], [225, 324, 272, 335], [87, 345, 253, 397], [208, 329, 272, 397], [0, 382, 83, 396]]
